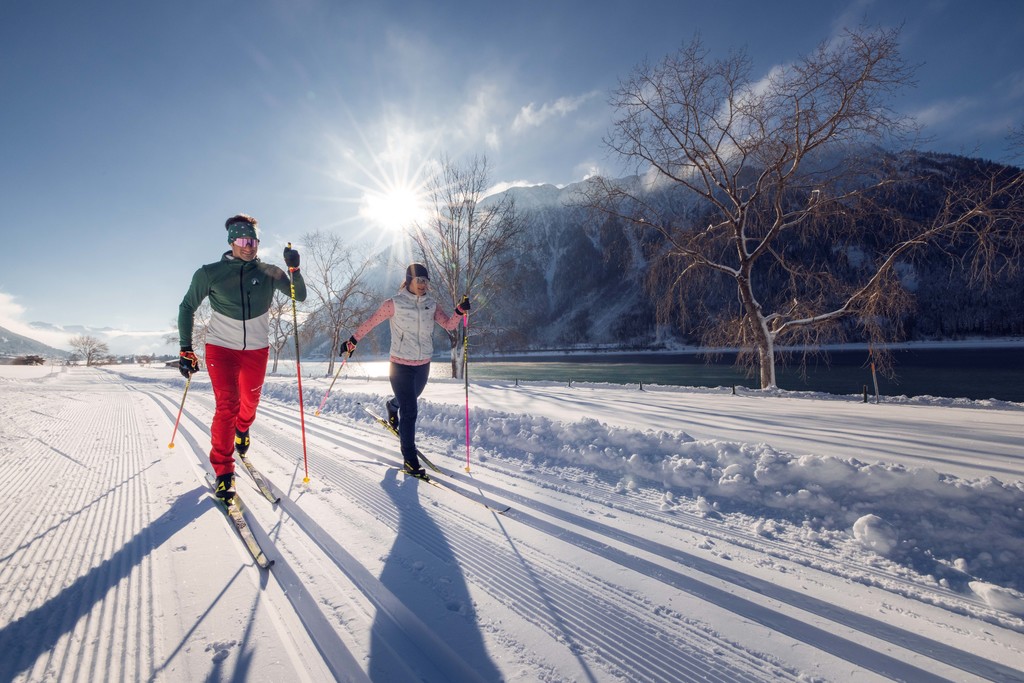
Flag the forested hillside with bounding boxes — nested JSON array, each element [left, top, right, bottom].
[[469, 151, 1023, 353]]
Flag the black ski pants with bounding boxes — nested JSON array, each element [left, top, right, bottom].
[[389, 361, 430, 468]]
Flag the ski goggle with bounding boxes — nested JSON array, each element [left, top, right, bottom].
[[412, 276, 430, 286], [232, 237, 259, 248]]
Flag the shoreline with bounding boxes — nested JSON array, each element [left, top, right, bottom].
[[468, 338, 1024, 363]]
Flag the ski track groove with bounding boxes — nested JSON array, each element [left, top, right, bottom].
[[160, 389, 785, 681], [249, 399, 795, 682], [24, 396, 98, 680], [258, 398, 1019, 682], [489, 452, 998, 616], [51, 378, 1011, 683], [0, 374, 156, 683]]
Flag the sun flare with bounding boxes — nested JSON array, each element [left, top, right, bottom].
[[320, 116, 438, 247], [360, 183, 429, 233]]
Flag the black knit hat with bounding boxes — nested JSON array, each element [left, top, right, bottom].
[[405, 262, 430, 286]]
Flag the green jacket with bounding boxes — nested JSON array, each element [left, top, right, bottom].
[[178, 251, 306, 350]]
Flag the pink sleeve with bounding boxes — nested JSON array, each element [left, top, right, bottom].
[[435, 304, 464, 332], [354, 299, 394, 341]]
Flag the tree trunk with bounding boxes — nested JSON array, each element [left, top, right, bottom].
[[737, 276, 777, 389], [450, 339, 461, 379], [758, 338, 776, 390], [325, 327, 348, 376]]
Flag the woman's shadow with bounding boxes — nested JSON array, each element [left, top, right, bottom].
[[369, 469, 503, 682]]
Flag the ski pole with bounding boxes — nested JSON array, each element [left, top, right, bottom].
[[315, 352, 349, 416], [287, 243, 310, 484], [462, 306, 471, 472], [168, 375, 191, 449]]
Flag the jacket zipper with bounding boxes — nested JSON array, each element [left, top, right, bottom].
[[416, 293, 422, 353], [239, 265, 248, 349]]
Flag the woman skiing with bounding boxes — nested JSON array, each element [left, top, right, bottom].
[[342, 262, 469, 477]]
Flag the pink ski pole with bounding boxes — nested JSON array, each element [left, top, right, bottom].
[[462, 309, 471, 472], [315, 352, 349, 416]]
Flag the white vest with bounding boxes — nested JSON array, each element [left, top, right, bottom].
[[389, 289, 436, 361]]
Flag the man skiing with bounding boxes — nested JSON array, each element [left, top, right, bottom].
[[177, 213, 306, 502], [342, 262, 469, 478]]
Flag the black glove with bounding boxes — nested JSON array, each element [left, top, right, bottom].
[[283, 246, 300, 269], [179, 347, 200, 378], [455, 295, 471, 315], [340, 335, 357, 357]]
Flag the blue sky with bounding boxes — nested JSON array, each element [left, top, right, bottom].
[[1, 0, 1022, 353]]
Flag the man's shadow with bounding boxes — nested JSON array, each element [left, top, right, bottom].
[[0, 487, 211, 682], [369, 469, 502, 682]]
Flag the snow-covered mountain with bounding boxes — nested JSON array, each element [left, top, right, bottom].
[[0, 325, 69, 358], [25, 321, 174, 358], [472, 152, 1024, 353]]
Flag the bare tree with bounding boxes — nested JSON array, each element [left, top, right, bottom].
[[68, 335, 109, 366], [588, 28, 1023, 388], [267, 290, 295, 373], [165, 300, 212, 365], [301, 231, 376, 375], [413, 154, 525, 377]]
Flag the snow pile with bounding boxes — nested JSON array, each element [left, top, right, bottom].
[[852, 514, 900, 555], [970, 581, 1024, 616], [293, 386, 1024, 592]]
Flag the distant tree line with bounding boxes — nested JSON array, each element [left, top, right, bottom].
[[9, 355, 46, 365]]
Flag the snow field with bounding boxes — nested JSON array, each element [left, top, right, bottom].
[[0, 364, 1022, 681]]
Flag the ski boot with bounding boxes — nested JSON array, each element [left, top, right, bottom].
[[385, 398, 400, 433], [402, 462, 429, 480], [214, 472, 236, 502], [234, 428, 250, 456]]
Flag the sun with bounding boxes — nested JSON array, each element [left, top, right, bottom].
[[318, 115, 438, 242], [360, 182, 430, 233]]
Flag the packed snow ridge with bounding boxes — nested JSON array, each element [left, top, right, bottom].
[[274, 382, 1024, 611]]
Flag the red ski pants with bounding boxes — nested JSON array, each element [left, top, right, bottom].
[[205, 344, 269, 476]]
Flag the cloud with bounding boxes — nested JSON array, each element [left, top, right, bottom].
[[484, 179, 544, 197], [829, 0, 877, 40], [998, 69, 1024, 100], [911, 96, 977, 127], [0, 291, 26, 322], [0, 292, 72, 349], [574, 162, 607, 181], [512, 91, 602, 133], [457, 82, 507, 150], [0, 291, 177, 355]]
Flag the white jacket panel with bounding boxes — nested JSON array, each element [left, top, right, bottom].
[[389, 290, 436, 361]]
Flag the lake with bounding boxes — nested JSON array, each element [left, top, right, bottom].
[[324, 346, 1024, 403]]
